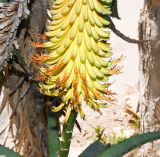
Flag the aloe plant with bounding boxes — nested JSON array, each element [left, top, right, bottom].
[[98, 132, 160, 157], [0, 146, 21, 157], [78, 132, 160, 157], [79, 141, 111, 157], [33, 0, 120, 155]]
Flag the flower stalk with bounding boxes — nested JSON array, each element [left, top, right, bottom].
[[58, 110, 77, 157]]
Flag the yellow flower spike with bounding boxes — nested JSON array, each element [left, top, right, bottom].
[[34, 0, 120, 121]]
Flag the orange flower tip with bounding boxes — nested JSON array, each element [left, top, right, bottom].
[[60, 74, 68, 85], [102, 96, 111, 102], [74, 68, 79, 76], [105, 83, 112, 86], [84, 87, 89, 98], [105, 90, 113, 95], [109, 69, 121, 75], [52, 65, 57, 71], [112, 55, 125, 64], [31, 54, 50, 64], [119, 55, 126, 60], [35, 74, 47, 81], [73, 93, 79, 101], [93, 90, 100, 97], [32, 42, 44, 48], [81, 74, 86, 81], [38, 34, 48, 40], [73, 80, 78, 88], [59, 60, 65, 67]]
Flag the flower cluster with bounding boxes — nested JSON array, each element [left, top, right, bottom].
[[32, 0, 120, 121]]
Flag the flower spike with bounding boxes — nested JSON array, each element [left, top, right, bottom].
[[35, 0, 119, 121]]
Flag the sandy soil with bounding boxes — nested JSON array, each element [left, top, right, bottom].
[[69, 1, 144, 156]]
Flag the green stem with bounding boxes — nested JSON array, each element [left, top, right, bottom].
[[48, 110, 60, 157], [59, 110, 77, 157]]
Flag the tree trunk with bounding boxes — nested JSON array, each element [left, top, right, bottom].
[[137, 0, 160, 156]]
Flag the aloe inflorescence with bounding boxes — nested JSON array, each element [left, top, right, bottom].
[[32, 0, 121, 122]]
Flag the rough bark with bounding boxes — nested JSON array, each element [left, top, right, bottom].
[[0, 1, 28, 71], [9, 0, 49, 156], [137, 0, 160, 156]]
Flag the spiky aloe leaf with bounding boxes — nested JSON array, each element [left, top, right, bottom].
[[98, 132, 160, 157], [48, 111, 60, 157], [79, 141, 111, 157], [0, 146, 21, 157]]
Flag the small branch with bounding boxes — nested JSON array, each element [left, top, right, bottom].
[[108, 17, 149, 44]]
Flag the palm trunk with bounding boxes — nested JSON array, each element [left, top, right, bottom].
[[0, 0, 49, 156]]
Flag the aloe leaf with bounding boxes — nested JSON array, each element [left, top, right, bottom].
[[79, 141, 111, 157], [98, 132, 160, 157], [48, 111, 60, 157], [0, 146, 21, 157]]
